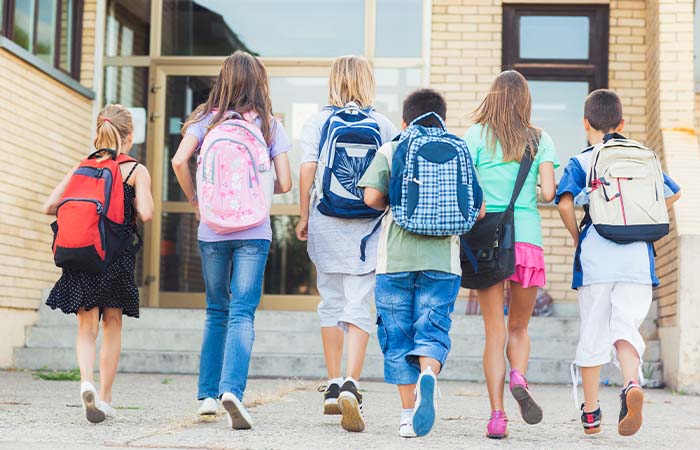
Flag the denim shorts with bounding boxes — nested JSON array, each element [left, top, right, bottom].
[[375, 270, 461, 385]]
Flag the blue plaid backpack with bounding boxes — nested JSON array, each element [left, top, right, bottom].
[[388, 112, 482, 236], [316, 103, 384, 219]]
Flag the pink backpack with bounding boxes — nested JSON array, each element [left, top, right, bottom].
[[196, 112, 273, 233]]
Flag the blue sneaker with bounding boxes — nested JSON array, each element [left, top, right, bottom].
[[412, 367, 437, 437]]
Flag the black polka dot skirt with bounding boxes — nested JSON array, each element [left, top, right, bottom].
[[46, 183, 140, 318]]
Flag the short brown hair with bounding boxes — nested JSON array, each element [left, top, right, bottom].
[[402, 89, 447, 128], [584, 89, 623, 132]]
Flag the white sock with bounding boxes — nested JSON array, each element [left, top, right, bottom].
[[345, 377, 359, 389], [400, 408, 413, 423], [328, 377, 343, 387]]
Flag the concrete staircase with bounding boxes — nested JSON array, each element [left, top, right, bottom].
[[13, 303, 663, 385]]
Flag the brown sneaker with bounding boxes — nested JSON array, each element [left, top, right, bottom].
[[618, 381, 644, 436]]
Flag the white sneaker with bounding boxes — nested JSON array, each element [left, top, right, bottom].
[[198, 397, 219, 416], [399, 421, 417, 438], [80, 381, 105, 424], [221, 392, 253, 430], [98, 401, 117, 419]]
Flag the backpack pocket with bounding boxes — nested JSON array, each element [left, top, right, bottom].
[[54, 198, 106, 272]]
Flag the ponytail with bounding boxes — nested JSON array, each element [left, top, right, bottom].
[[94, 104, 133, 155]]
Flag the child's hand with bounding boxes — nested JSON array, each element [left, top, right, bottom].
[[295, 217, 309, 241], [192, 200, 200, 221]]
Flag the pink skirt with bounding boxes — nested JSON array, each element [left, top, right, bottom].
[[507, 242, 546, 288]]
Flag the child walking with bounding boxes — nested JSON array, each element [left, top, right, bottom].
[[556, 89, 680, 436], [359, 89, 483, 438], [172, 51, 292, 429], [463, 70, 558, 438], [44, 104, 154, 424], [295, 55, 397, 432]]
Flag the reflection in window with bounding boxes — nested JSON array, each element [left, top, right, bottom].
[[376, 0, 422, 58], [163, 76, 215, 202], [13, 0, 35, 51], [160, 213, 204, 292], [265, 216, 318, 295], [529, 80, 589, 178], [520, 16, 589, 60], [161, 0, 364, 57], [106, 0, 151, 57], [58, 0, 75, 72], [375, 68, 421, 128], [36, 0, 57, 64]]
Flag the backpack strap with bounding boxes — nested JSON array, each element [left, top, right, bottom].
[[88, 148, 117, 160], [409, 112, 446, 130], [505, 134, 540, 213]]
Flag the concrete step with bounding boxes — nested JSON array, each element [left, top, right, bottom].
[[33, 304, 658, 340], [23, 325, 662, 362], [13, 347, 663, 386]]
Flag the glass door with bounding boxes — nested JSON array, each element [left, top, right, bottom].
[[147, 64, 328, 309]]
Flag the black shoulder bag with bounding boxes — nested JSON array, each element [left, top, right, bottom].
[[460, 138, 538, 289]]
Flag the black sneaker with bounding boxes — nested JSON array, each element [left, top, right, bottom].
[[580, 403, 602, 435], [318, 383, 341, 415], [337, 380, 365, 432], [618, 381, 644, 436]]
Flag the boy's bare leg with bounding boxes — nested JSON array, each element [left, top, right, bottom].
[[477, 283, 507, 412], [398, 385, 416, 409], [615, 340, 641, 384], [581, 366, 602, 411], [345, 324, 370, 381], [321, 327, 344, 380]]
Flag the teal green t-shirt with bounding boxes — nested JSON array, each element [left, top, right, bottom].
[[464, 124, 560, 247]]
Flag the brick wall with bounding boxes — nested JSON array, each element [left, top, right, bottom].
[[80, 0, 98, 89], [0, 51, 94, 309]]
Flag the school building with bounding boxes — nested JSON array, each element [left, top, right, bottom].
[[1, 0, 699, 391]]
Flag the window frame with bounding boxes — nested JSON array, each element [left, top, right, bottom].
[[502, 4, 609, 90], [1, 0, 83, 79]]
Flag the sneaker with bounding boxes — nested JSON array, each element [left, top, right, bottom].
[[98, 401, 117, 419], [221, 392, 253, 430], [198, 397, 219, 416], [399, 420, 417, 438], [509, 369, 543, 424], [338, 380, 365, 432], [412, 367, 437, 437], [618, 381, 644, 436], [80, 381, 105, 424], [580, 403, 602, 435], [486, 410, 508, 439], [318, 383, 341, 415]]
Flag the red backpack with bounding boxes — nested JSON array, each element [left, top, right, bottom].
[[52, 149, 138, 273]]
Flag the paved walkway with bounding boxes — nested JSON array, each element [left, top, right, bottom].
[[0, 370, 698, 449]]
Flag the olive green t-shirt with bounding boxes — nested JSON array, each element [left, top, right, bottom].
[[357, 142, 461, 275]]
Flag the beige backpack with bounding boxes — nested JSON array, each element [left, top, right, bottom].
[[586, 137, 669, 243]]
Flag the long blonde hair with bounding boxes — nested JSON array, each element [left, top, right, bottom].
[[328, 55, 375, 109], [472, 70, 539, 162], [94, 104, 133, 156], [182, 51, 274, 144]]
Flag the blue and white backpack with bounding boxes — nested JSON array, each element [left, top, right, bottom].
[[315, 103, 384, 219], [389, 112, 481, 236]]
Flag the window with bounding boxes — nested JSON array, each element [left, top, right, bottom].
[[1, 0, 83, 78], [161, 0, 365, 57], [106, 0, 150, 57], [503, 5, 609, 176]]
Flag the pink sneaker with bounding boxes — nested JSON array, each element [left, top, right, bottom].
[[509, 369, 543, 425], [487, 410, 508, 439]]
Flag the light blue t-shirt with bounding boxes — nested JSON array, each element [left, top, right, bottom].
[[185, 112, 292, 242], [555, 136, 681, 289]]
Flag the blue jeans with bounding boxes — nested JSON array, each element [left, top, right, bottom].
[[375, 271, 460, 385], [197, 239, 270, 401]]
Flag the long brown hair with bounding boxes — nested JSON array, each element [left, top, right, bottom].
[[94, 104, 133, 155], [472, 70, 539, 162], [182, 51, 274, 144]]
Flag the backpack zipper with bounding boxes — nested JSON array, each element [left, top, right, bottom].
[[57, 198, 106, 250]]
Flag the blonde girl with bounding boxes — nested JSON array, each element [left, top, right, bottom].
[[44, 104, 154, 423], [464, 70, 559, 438], [172, 51, 292, 429], [295, 55, 397, 433]]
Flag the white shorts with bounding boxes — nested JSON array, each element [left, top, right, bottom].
[[317, 271, 375, 334], [575, 282, 652, 368]]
